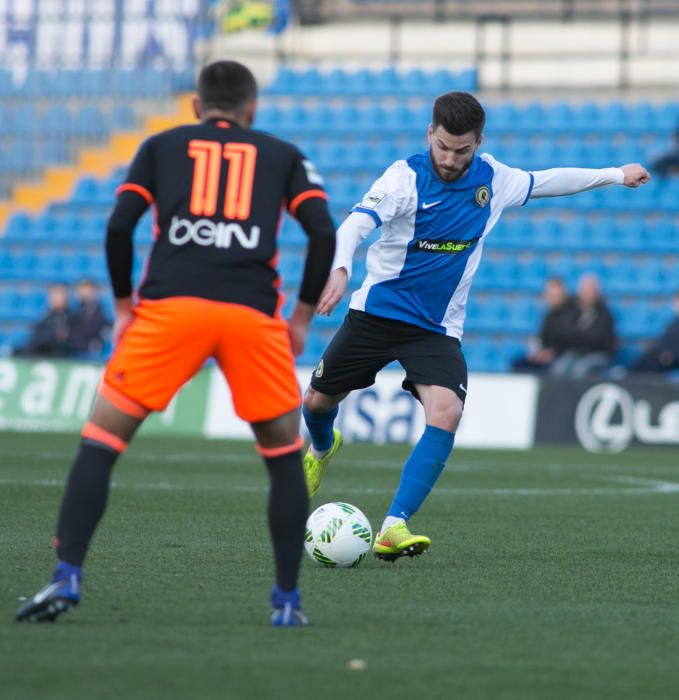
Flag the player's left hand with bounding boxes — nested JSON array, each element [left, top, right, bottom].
[[287, 300, 314, 357], [112, 296, 135, 347], [316, 268, 348, 316], [620, 164, 651, 188]]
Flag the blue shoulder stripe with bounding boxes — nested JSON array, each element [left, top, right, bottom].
[[351, 206, 382, 227]]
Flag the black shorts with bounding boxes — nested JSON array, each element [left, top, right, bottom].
[[310, 310, 468, 403]]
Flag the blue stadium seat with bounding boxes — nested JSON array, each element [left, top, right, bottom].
[[322, 68, 351, 95], [296, 68, 323, 96], [516, 103, 545, 133], [495, 338, 529, 371], [9, 105, 38, 135], [111, 104, 135, 130], [571, 101, 599, 132], [543, 101, 572, 132], [457, 69, 477, 91], [463, 337, 496, 373], [602, 258, 636, 294], [598, 101, 627, 132], [53, 215, 85, 243], [72, 177, 100, 204], [0, 250, 13, 277], [488, 103, 519, 132], [518, 256, 549, 293], [43, 105, 72, 137], [474, 297, 508, 331], [4, 213, 32, 241], [505, 296, 539, 333], [656, 102, 679, 131], [111, 70, 139, 97], [254, 104, 278, 131], [616, 300, 653, 339], [74, 105, 109, 139], [0, 69, 13, 98], [22, 69, 47, 97], [644, 217, 677, 253]]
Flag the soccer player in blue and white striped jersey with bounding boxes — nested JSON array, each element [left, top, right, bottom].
[[302, 92, 650, 560]]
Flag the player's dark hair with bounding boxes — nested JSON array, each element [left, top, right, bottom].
[[197, 60, 258, 115], [432, 92, 486, 138]]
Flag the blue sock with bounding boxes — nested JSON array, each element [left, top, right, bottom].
[[302, 405, 338, 453], [52, 560, 82, 582], [387, 425, 455, 520]]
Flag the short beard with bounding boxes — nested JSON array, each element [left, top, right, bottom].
[[433, 157, 473, 183]]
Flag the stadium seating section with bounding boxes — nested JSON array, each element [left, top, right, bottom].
[[1, 66, 678, 371], [0, 69, 193, 191]]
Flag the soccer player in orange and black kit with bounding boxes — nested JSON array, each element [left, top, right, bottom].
[[16, 61, 336, 627]]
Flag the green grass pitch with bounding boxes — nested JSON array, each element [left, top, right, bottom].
[[2, 431, 679, 700]]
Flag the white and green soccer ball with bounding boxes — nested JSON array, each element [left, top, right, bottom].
[[304, 502, 373, 568]]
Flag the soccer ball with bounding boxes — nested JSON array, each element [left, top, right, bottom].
[[304, 502, 373, 568]]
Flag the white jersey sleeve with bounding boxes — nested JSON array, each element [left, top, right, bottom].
[[351, 159, 417, 226], [480, 153, 534, 209], [332, 160, 417, 276], [331, 212, 378, 277], [529, 167, 624, 197]]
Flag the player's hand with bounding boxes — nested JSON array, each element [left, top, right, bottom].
[[316, 268, 349, 316], [529, 348, 555, 364], [287, 300, 314, 357], [112, 296, 135, 347], [620, 164, 651, 188]]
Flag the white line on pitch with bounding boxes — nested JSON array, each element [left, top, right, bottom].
[[2, 475, 679, 497], [8, 448, 677, 475]]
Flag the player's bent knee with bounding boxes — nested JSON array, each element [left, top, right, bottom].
[[303, 387, 340, 413], [88, 392, 147, 443], [428, 404, 464, 433], [250, 407, 301, 450]]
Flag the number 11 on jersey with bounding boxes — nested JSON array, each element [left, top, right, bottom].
[[187, 140, 257, 220]]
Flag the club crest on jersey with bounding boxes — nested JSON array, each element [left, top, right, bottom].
[[475, 185, 490, 207], [314, 359, 324, 378], [359, 191, 386, 209]]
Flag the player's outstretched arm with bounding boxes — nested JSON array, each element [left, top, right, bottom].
[[529, 163, 650, 198]]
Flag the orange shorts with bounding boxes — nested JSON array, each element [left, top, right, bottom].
[[103, 297, 301, 423]]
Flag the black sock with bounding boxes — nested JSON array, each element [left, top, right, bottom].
[[56, 440, 120, 566], [264, 450, 309, 592]]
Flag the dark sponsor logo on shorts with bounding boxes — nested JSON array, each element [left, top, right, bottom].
[[414, 239, 476, 254]]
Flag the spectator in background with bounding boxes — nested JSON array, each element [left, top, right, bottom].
[[650, 126, 679, 177], [68, 279, 111, 355], [15, 283, 71, 357], [512, 277, 572, 372], [549, 273, 617, 378], [629, 292, 679, 373]]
